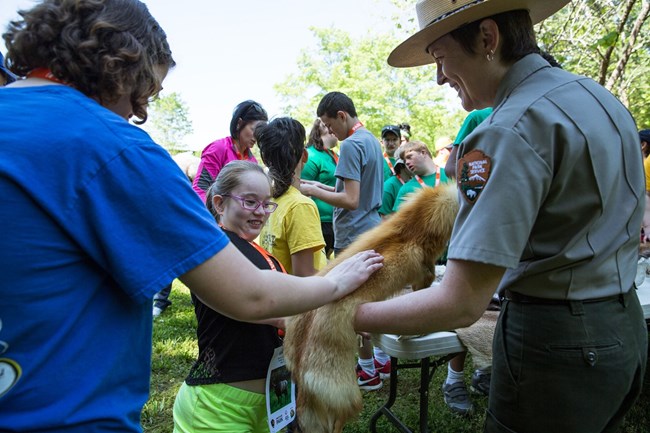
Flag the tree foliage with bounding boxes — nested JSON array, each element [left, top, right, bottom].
[[535, 0, 650, 126], [275, 0, 650, 142], [274, 26, 465, 152], [141, 92, 194, 154]]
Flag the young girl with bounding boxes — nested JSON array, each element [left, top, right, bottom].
[[257, 117, 327, 276], [173, 161, 285, 433], [301, 119, 339, 258]]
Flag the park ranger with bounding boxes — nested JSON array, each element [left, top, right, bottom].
[[354, 1, 648, 432]]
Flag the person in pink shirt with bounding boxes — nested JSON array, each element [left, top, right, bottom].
[[192, 100, 268, 202]]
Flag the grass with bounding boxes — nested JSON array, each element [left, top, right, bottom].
[[145, 281, 650, 433]]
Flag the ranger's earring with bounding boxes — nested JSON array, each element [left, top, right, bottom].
[[486, 49, 495, 62]]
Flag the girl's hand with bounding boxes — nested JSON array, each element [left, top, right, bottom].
[[325, 250, 384, 298]]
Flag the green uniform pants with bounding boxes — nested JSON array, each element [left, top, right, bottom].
[[485, 289, 647, 433]]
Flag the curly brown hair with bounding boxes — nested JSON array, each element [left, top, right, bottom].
[[3, 0, 175, 123]]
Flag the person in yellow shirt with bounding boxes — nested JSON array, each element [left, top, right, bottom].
[[641, 129, 650, 241], [257, 117, 327, 276], [641, 130, 650, 189]]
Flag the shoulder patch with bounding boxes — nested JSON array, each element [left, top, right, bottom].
[[457, 149, 491, 204]]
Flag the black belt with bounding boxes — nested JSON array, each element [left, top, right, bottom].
[[504, 289, 624, 305]]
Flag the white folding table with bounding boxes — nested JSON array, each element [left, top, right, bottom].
[[370, 332, 465, 433]]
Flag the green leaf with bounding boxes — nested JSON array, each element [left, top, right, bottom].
[[596, 30, 620, 48]]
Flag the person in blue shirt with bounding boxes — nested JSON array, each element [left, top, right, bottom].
[[0, 1, 383, 432]]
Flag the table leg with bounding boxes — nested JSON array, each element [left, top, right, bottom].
[[370, 356, 405, 432], [419, 357, 430, 433], [369, 352, 461, 433]]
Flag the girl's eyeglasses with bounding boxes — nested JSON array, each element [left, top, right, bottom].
[[222, 194, 278, 213]]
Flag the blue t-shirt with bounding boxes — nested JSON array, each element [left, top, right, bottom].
[[0, 85, 229, 432], [333, 128, 383, 249]]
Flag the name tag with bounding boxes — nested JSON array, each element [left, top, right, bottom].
[[266, 346, 296, 432]]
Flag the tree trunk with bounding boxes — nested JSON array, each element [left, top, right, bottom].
[[598, 0, 636, 86], [605, 0, 650, 90]]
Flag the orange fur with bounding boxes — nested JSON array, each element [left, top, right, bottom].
[[284, 183, 459, 433]]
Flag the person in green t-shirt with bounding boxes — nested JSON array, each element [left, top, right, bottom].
[[301, 119, 339, 258], [380, 125, 401, 182], [441, 107, 492, 416], [445, 107, 493, 179], [392, 140, 449, 213], [379, 145, 413, 218]]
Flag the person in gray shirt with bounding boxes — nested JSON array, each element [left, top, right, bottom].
[[300, 91, 383, 252], [300, 91, 387, 390]]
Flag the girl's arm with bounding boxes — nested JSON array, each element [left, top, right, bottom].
[[181, 243, 383, 321]]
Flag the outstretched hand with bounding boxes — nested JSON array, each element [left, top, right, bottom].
[[300, 179, 335, 197], [325, 250, 384, 299]]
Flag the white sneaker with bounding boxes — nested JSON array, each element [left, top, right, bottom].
[[152, 306, 164, 318]]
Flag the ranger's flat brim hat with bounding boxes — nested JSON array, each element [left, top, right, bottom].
[[388, 0, 571, 68]]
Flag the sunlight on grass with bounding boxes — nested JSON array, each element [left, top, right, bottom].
[[144, 280, 650, 433]]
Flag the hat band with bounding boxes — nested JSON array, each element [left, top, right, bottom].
[[420, 0, 486, 29]]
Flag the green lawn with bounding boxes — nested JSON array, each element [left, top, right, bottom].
[[144, 281, 650, 433]]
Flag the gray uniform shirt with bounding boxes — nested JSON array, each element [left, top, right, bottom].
[[448, 53, 644, 300], [333, 128, 383, 249]]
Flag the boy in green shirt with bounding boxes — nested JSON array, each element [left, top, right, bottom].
[[392, 140, 449, 212]]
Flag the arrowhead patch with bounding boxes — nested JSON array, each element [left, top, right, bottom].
[[457, 149, 491, 204]]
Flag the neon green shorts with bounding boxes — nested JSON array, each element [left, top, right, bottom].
[[173, 381, 268, 433]]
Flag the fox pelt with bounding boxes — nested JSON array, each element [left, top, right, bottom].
[[284, 183, 460, 433]]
